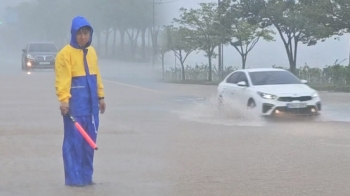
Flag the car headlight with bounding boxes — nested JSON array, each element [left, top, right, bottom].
[[27, 54, 35, 60], [257, 92, 277, 99], [312, 92, 319, 98]]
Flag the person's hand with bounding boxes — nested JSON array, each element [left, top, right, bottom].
[[60, 102, 69, 116], [99, 99, 106, 114]]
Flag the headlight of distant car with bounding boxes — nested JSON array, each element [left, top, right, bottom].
[[312, 92, 319, 98], [27, 54, 35, 60], [257, 92, 277, 99]]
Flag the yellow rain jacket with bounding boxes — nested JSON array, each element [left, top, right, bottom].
[[55, 17, 104, 116]]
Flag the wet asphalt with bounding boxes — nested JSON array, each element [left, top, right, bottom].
[[0, 54, 350, 196]]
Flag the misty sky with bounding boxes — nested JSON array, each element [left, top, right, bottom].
[[0, 0, 27, 11], [161, 0, 350, 70]]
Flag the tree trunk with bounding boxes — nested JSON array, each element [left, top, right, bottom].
[[176, 50, 185, 81], [104, 29, 110, 57], [151, 27, 159, 64], [289, 58, 297, 74], [132, 29, 140, 58], [273, 24, 296, 74], [161, 53, 165, 80], [292, 38, 298, 74], [208, 53, 212, 81], [96, 31, 101, 54], [135, 29, 140, 58], [127, 29, 140, 59], [141, 28, 146, 60], [276, 27, 298, 74], [242, 53, 247, 69], [284, 42, 297, 74], [148, 28, 152, 60], [181, 62, 185, 81], [112, 28, 117, 56], [119, 28, 125, 56], [280, 40, 297, 74]]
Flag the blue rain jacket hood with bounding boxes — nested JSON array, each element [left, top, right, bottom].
[[70, 16, 93, 49]]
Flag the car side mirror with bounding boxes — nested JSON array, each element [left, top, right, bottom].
[[22, 49, 26, 53], [237, 81, 247, 87], [301, 79, 308, 84]]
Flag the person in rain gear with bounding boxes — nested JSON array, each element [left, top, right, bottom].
[[55, 16, 106, 187]]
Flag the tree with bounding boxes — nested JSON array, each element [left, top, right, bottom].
[[174, 3, 223, 81], [313, 0, 350, 65], [222, 0, 275, 69], [165, 25, 197, 81], [314, 0, 350, 32], [157, 28, 171, 80], [260, 0, 334, 74]]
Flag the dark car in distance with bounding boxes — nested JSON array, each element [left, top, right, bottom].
[[21, 42, 59, 71]]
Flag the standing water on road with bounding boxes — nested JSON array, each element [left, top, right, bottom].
[[172, 96, 266, 127]]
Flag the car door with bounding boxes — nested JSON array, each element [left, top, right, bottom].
[[234, 72, 251, 104], [222, 71, 240, 102]]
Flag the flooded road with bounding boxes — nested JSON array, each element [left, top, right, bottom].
[[0, 56, 350, 196]]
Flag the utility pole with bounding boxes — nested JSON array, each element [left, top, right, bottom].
[[218, 0, 222, 77], [218, 0, 224, 79]]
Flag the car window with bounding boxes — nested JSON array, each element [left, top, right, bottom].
[[249, 71, 301, 85], [226, 72, 240, 84], [237, 72, 249, 86], [28, 43, 58, 52]]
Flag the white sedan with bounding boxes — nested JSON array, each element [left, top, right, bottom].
[[217, 68, 321, 116]]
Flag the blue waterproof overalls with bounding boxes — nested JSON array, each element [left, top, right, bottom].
[[55, 16, 103, 186]]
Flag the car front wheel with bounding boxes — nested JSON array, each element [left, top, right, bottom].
[[247, 99, 256, 108]]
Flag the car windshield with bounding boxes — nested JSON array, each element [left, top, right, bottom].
[[28, 43, 57, 52], [249, 71, 301, 85]]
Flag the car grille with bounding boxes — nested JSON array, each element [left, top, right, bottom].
[[35, 55, 54, 61], [278, 96, 312, 102]]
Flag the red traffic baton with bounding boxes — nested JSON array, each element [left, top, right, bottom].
[[67, 112, 98, 150]]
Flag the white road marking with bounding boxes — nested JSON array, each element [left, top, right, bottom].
[[103, 79, 165, 94]]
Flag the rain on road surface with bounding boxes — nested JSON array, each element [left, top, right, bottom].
[[0, 54, 350, 196]]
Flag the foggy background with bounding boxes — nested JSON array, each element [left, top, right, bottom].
[[1, 0, 349, 71], [160, 0, 350, 69], [1, 1, 350, 195], [0, 0, 167, 64]]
